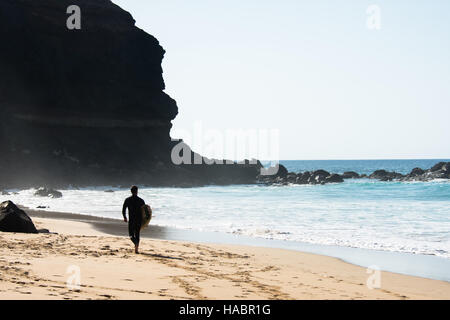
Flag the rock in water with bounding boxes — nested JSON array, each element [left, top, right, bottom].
[[341, 171, 360, 179], [326, 174, 344, 183], [430, 162, 448, 172], [0, 201, 38, 233], [401, 162, 450, 181], [369, 170, 403, 181], [309, 170, 331, 184], [296, 172, 311, 184], [34, 187, 63, 199], [410, 167, 425, 176], [276, 164, 289, 178]]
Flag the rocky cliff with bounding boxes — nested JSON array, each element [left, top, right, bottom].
[[0, 0, 260, 188]]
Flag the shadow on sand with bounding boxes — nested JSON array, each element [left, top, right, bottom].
[[140, 252, 183, 261]]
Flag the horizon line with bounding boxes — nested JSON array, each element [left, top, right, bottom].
[[261, 158, 450, 162]]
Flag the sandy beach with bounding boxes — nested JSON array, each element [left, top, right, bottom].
[[0, 209, 449, 300]]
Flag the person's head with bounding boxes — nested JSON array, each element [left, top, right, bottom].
[[130, 185, 138, 196]]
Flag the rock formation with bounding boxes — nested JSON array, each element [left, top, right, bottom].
[[341, 171, 360, 179], [34, 187, 63, 199], [257, 166, 345, 186], [256, 162, 450, 186], [0, 0, 260, 188], [399, 162, 450, 182], [368, 170, 404, 181], [364, 162, 450, 182], [0, 201, 38, 233], [1, 1, 448, 190]]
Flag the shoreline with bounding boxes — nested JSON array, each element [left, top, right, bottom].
[[0, 208, 449, 299], [1, 210, 449, 299], [25, 207, 450, 283]]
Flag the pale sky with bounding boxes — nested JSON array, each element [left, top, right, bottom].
[[113, 0, 450, 160]]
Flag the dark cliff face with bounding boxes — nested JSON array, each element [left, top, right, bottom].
[[0, 0, 260, 188], [0, 0, 179, 187]]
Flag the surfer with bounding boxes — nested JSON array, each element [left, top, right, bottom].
[[122, 186, 145, 254]]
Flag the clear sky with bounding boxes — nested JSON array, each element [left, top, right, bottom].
[[113, 0, 450, 160]]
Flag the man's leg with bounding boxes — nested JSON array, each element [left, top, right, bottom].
[[128, 219, 136, 245], [134, 219, 142, 253]]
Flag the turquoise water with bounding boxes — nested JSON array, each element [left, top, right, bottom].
[[2, 159, 450, 279], [279, 159, 450, 175]]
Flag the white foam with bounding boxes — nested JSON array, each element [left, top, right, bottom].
[[1, 182, 449, 259]]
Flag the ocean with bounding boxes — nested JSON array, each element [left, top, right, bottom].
[[2, 159, 450, 280]]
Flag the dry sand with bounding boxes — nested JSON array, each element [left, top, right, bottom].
[[0, 216, 449, 300]]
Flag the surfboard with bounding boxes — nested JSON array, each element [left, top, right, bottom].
[[141, 204, 152, 230]]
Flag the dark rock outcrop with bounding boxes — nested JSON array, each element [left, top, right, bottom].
[[276, 165, 289, 178], [286, 173, 297, 183], [430, 162, 450, 173], [0, 0, 176, 187], [326, 174, 344, 183], [410, 167, 425, 176], [369, 170, 404, 181], [308, 171, 326, 184], [1, 2, 447, 189], [342, 171, 360, 179], [363, 162, 450, 182], [0, 0, 261, 188], [0, 201, 38, 233], [34, 187, 63, 198], [296, 172, 310, 184], [400, 162, 450, 182], [247, 161, 450, 186], [258, 169, 344, 186]]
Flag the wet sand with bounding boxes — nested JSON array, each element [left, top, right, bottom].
[[0, 208, 449, 299]]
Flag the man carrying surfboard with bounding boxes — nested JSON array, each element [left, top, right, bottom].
[[122, 186, 146, 254]]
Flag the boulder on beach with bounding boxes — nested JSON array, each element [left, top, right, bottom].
[[0, 201, 38, 234], [34, 187, 63, 199]]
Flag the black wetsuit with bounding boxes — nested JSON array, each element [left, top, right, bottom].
[[122, 195, 145, 245]]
